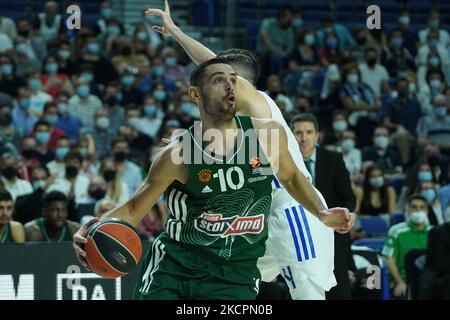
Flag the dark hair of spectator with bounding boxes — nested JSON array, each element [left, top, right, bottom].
[[44, 101, 58, 113], [111, 137, 129, 149], [0, 190, 13, 202], [290, 113, 319, 132], [33, 120, 51, 131], [362, 164, 389, 210], [65, 150, 83, 163]]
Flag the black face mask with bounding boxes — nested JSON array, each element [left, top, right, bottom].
[[22, 149, 37, 159], [103, 169, 116, 182], [89, 188, 106, 200], [18, 30, 30, 37], [2, 166, 17, 179], [114, 151, 127, 162], [427, 154, 441, 167], [357, 37, 366, 45], [366, 58, 377, 67], [0, 113, 12, 126], [106, 96, 118, 106], [122, 47, 132, 56], [65, 165, 79, 178]]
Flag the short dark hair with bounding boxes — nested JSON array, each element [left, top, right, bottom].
[[290, 113, 319, 132], [408, 193, 428, 206], [65, 150, 82, 163], [44, 101, 58, 113], [55, 136, 69, 144], [42, 191, 68, 208], [189, 56, 231, 87], [218, 48, 261, 84], [0, 190, 13, 202], [34, 120, 51, 131], [111, 137, 129, 149]]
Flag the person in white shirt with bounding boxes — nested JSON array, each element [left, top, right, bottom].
[[46, 136, 70, 178], [26, 71, 52, 118], [68, 78, 102, 127], [0, 15, 18, 41], [417, 29, 450, 70], [339, 130, 362, 181], [47, 150, 90, 205], [0, 152, 32, 200], [358, 47, 390, 97], [98, 157, 129, 206], [418, 10, 450, 48]]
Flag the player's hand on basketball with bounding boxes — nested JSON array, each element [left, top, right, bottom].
[[73, 217, 99, 271], [145, 0, 177, 36], [319, 207, 352, 231]]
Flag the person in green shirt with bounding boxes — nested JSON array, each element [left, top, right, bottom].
[[24, 190, 80, 242], [382, 193, 432, 299], [0, 190, 25, 244]]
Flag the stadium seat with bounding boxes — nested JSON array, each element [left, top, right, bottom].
[[390, 212, 405, 226], [353, 238, 386, 253], [358, 216, 389, 237]]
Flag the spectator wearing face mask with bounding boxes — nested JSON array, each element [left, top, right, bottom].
[[265, 74, 294, 113], [318, 31, 344, 67], [55, 41, 76, 75], [46, 136, 70, 179], [362, 126, 403, 178], [46, 150, 90, 205], [286, 27, 320, 73], [40, 101, 66, 151], [68, 77, 102, 127], [111, 38, 148, 71], [138, 95, 164, 139], [0, 54, 26, 98], [31, 120, 55, 165], [54, 91, 83, 144], [12, 87, 38, 136], [141, 9, 162, 50], [382, 75, 422, 165], [94, 1, 124, 36], [355, 164, 396, 216], [98, 157, 129, 206], [416, 181, 444, 226], [395, 10, 418, 55], [103, 82, 125, 132], [40, 55, 74, 99], [418, 10, 450, 48], [417, 69, 446, 115], [417, 94, 450, 152], [118, 67, 143, 107], [340, 63, 381, 147], [132, 23, 156, 58], [75, 35, 118, 85], [32, 1, 64, 43], [77, 64, 102, 99], [382, 194, 432, 300], [321, 109, 349, 148], [13, 35, 42, 78], [25, 70, 52, 118], [316, 15, 355, 50], [175, 90, 199, 129], [381, 28, 415, 78], [417, 29, 449, 72], [416, 52, 448, 91], [160, 46, 189, 85], [80, 108, 116, 160], [358, 47, 390, 97], [0, 104, 22, 150], [338, 130, 362, 181], [0, 152, 33, 200]]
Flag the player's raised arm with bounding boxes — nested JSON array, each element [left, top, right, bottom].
[[72, 142, 187, 267], [252, 118, 355, 232]]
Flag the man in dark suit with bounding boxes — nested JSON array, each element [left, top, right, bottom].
[[291, 113, 356, 299]]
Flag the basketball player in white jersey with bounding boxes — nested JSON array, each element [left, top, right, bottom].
[[146, 1, 356, 299]]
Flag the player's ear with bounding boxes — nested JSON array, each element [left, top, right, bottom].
[[188, 86, 200, 102]]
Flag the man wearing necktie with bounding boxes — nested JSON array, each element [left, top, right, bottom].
[[291, 113, 356, 300]]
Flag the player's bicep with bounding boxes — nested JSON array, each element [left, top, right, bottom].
[[12, 223, 25, 244]]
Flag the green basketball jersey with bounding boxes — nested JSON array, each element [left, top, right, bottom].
[[34, 217, 73, 242], [163, 115, 273, 263], [0, 223, 14, 244]]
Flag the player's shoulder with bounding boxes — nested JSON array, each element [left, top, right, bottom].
[[24, 219, 40, 230], [10, 220, 25, 230], [250, 117, 283, 131]]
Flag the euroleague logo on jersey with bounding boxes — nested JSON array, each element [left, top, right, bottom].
[[194, 213, 264, 237], [197, 169, 212, 183]]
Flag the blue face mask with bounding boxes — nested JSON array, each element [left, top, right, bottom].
[[153, 66, 165, 76], [107, 25, 120, 36], [55, 147, 69, 160], [421, 189, 436, 204], [45, 114, 58, 125], [121, 75, 135, 87], [81, 72, 94, 83], [77, 85, 90, 97], [304, 34, 315, 46], [19, 99, 30, 110], [153, 90, 166, 101], [391, 37, 403, 47], [369, 176, 385, 188], [29, 79, 41, 91], [45, 62, 58, 74], [137, 31, 147, 41], [434, 106, 447, 117], [165, 57, 177, 67], [36, 132, 50, 145], [101, 8, 113, 19], [418, 171, 433, 182], [87, 43, 100, 54], [292, 18, 303, 28], [1, 64, 13, 76], [326, 38, 337, 48], [180, 102, 195, 115], [428, 56, 440, 67], [166, 119, 180, 127], [144, 104, 158, 117], [78, 148, 88, 158], [58, 50, 70, 60]]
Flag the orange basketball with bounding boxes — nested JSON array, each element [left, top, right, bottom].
[[85, 218, 142, 279]]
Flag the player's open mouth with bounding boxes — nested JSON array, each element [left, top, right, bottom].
[[225, 94, 236, 104]]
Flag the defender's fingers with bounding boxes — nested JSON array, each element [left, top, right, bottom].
[[164, 0, 171, 14], [73, 234, 87, 245], [145, 8, 164, 16], [152, 26, 165, 34]]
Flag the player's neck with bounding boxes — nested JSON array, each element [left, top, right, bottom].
[[201, 116, 237, 135]]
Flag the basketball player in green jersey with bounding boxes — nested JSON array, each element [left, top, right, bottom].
[[73, 58, 353, 299], [25, 191, 80, 242], [0, 190, 25, 244]]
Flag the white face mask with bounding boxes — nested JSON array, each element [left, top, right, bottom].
[[409, 211, 428, 225]]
